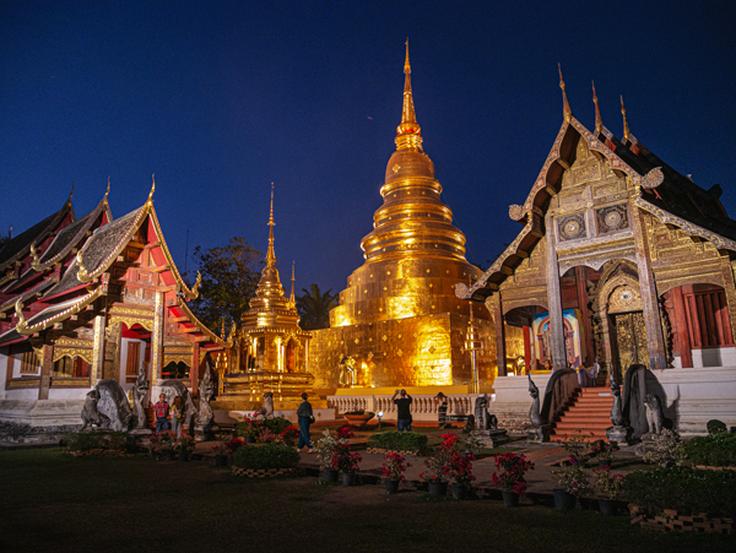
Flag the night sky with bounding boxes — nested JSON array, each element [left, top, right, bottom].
[[2, 1, 735, 294]]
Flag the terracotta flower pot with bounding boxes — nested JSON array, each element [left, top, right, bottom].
[[384, 479, 400, 494], [502, 490, 520, 507], [553, 489, 576, 511], [427, 481, 448, 498]]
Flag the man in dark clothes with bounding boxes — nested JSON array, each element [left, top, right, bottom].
[[392, 389, 413, 431], [296, 392, 314, 450]]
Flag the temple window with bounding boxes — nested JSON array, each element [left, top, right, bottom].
[[53, 356, 90, 378]]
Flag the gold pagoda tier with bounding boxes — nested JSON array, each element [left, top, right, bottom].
[[311, 43, 495, 390], [218, 186, 313, 409]]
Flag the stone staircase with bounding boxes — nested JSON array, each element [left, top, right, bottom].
[[550, 386, 613, 443]]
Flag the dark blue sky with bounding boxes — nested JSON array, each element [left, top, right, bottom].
[[2, 1, 735, 293]]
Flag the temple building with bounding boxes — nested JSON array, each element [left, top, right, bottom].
[[216, 186, 313, 409], [0, 181, 224, 428], [461, 70, 736, 433], [310, 43, 495, 392]]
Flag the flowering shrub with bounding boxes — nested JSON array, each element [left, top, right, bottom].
[[640, 429, 684, 468], [279, 425, 300, 447], [232, 442, 300, 469], [381, 451, 409, 481], [315, 429, 339, 471], [211, 442, 229, 456], [367, 431, 428, 453], [173, 435, 195, 454], [333, 448, 362, 473], [420, 433, 473, 484], [553, 455, 590, 496], [148, 431, 175, 456], [491, 452, 535, 495], [235, 416, 294, 443], [682, 432, 736, 467], [586, 439, 618, 466], [227, 436, 246, 452], [592, 467, 624, 500], [337, 425, 354, 440]]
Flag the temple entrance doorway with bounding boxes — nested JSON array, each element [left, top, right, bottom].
[[609, 311, 648, 375], [285, 338, 297, 373]]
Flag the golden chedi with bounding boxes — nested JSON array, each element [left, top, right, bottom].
[[310, 43, 495, 391], [219, 185, 313, 407]]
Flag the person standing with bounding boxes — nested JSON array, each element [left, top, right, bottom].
[[153, 393, 170, 433], [296, 392, 315, 450], [435, 392, 449, 429], [170, 396, 183, 438], [392, 389, 413, 432]]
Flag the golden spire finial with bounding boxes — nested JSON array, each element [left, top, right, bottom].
[[620, 94, 631, 142], [147, 173, 156, 204], [265, 182, 277, 267], [558, 63, 572, 123], [592, 81, 602, 134], [220, 317, 226, 339], [289, 260, 296, 306], [395, 38, 422, 151]]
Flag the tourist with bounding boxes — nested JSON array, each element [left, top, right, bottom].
[[435, 392, 449, 429], [296, 392, 314, 450], [153, 393, 170, 433], [170, 396, 183, 438], [392, 389, 413, 431]]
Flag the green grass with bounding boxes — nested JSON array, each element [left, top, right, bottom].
[[0, 448, 733, 553]]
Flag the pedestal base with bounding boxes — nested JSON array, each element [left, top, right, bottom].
[[606, 425, 629, 444], [472, 428, 510, 448], [527, 425, 550, 443]]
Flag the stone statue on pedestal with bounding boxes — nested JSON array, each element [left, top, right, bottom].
[[474, 394, 498, 431], [644, 393, 664, 434], [606, 371, 629, 443], [132, 366, 149, 429], [80, 379, 133, 432], [258, 391, 274, 419], [196, 365, 216, 439], [527, 374, 548, 442]]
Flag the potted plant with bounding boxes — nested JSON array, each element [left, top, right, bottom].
[[174, 435, 195, 461], [552, 454, 589, 511], [592, 467, 624, 515], [278, 424, 300, 447], [315, 429, 339, 483], [148, 431, 175, 461], [420, 433, 458, 498], [447, 449, 476, 500], [491, 452, 535, 507], [211, 443, 230, 467], [381, 450, 409, 494], [335, 448, 362, 486]]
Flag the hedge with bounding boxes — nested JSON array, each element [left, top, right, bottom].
[[367, 431, 428, 453], [623, 467, 736, 516], [64, 431, 129, 452], [235, 417, 293, 440], [681, 432, 736, 467], [232, 443, 300, 469]]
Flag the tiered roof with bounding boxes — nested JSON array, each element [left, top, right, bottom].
[[461, 71, 736, 301]]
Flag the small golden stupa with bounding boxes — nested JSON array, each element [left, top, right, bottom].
[[219, 185, 313, 406], [310, 43, 495, 392]]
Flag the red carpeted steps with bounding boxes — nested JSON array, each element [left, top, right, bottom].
[[550, 386, 613, 443]]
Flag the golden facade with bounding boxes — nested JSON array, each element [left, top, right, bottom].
[[311, 43, 493, 390]]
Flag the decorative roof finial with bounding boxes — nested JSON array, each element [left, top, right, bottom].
[[67, 182, 75, 206], [265, 182, 277, 267], [395, 38, 423, 151], [30, 242, 42, 272], [289, 260, 296, 307], [104, 176, 111, 200], [191, 270, 202, 299], [558, 63, 572, 123], [147, 173, 156, 204], [14, 298, 28, 333], [592, 81, 603, 134], [620, 95, 631, 142], [220, 317, 226, 339]]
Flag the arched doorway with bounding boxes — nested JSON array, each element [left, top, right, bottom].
[[284, 338, 298, 373]]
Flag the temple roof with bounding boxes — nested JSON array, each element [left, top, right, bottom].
[[462, 102, 736, 301], [0, 195, 74, 273]]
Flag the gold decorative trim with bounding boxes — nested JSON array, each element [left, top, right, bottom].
[[15, 286, 104, 336]]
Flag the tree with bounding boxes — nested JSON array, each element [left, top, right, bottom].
[[296, 283, 338, 330], [188, 236, 262, 331]]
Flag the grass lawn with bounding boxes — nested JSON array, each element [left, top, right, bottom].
[[0, 448, 733, 553]]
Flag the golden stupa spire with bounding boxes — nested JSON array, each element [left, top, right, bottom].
[[592, 81, 602, 134], [620, 94, 631, 142], [395, 38, 423, 151], [558, 63, 572, 123], [289, 260, 296, 306], [265, 182, 276, 267]]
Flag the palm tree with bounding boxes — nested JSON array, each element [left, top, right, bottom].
[[296, 284, 338, 330]]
